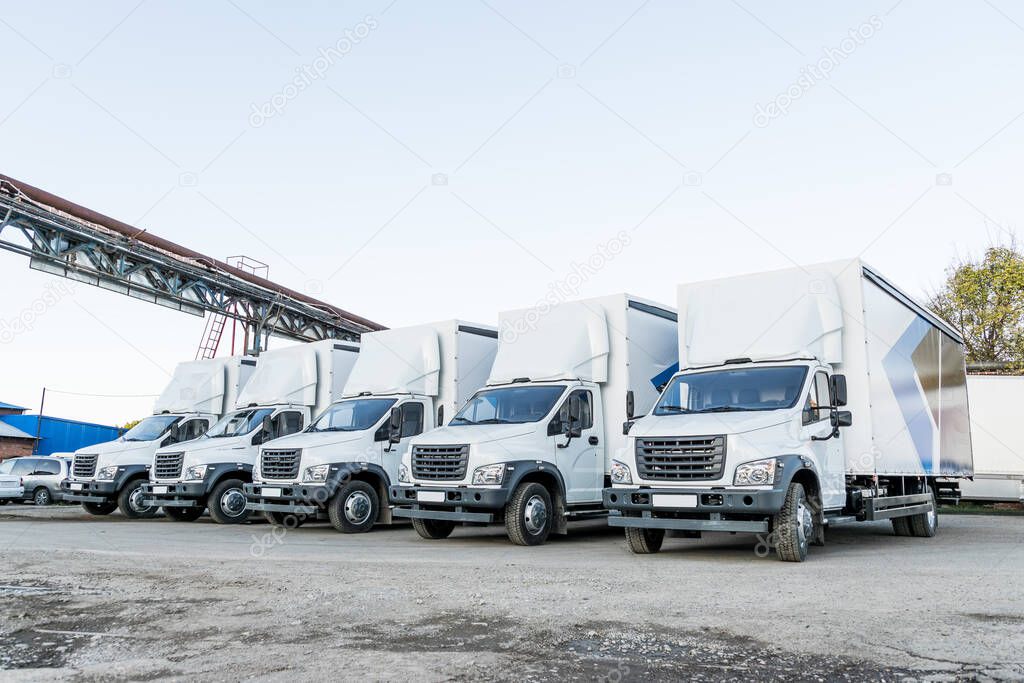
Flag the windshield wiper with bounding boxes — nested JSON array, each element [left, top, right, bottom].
[[475, 418, 514, 424], [657, 405, 691, 413], [450, 417, 476, 425], [694, 406, 748, 413]]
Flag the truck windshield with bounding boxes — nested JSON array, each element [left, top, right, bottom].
[[654, 366, 808, 415], [451, 385, 565, 425], [122, 415, 180, 442], [206, 408, 274, 438], [309, 398, 397, 432]]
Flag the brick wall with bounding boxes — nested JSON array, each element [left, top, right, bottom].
[[0, 438, 34, 459]]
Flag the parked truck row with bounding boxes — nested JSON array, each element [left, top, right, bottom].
[[56, 258, 977, 562]]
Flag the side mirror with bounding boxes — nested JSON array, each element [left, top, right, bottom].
[[625, 390, 635, 420], [831, 374, 848, 407], [389, 407, 403, 444], [168, 423, 182, 444], [437, 405, 444, 427], [565, 394, 583, 438], [835, 410, 853, 428]]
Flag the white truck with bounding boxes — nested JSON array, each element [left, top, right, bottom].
[[142, 340, 358, 523], [604, 259, 975, 561], [62, 355, 256, 518], [245, 321, 499, 531], [957, 375, 1024, 502], [390, 294, 678, 546]]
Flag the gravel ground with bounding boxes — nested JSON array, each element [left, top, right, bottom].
[[0, 505, 1022, 681]]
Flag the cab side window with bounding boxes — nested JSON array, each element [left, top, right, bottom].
[[272, 412, 304, 439], [803, 372, 832, 424], [551, 390, 594, 433], [183, 419, 209, 441], [400, 403, 424, 439]]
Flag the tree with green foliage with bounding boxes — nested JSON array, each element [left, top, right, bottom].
[[929, 245, 1024, 364]]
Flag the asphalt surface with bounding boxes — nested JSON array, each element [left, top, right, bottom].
[[0, 505, 1022, 681]]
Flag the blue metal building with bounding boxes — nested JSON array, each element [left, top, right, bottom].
[[0, 409, 123, 455]]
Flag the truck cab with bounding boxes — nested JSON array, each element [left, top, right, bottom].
[[144, 404, 309, 523], [62, 411, 214, 518], [245, 393, 432, 530], [244, 320, 499, 532]]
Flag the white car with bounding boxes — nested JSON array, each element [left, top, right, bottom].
[[0, 470, 24, 503]]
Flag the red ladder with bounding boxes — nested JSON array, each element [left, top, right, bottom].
[[195, 313, 227, 360]]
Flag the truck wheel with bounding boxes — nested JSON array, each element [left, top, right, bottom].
[[118, 480, 159, 519], [33, 488, 52, 506], [772, 482, 812, 562], [208, 478, 250, 524], [264, 511, 307, 528], [891, 517, 912, 536], [165, 506, 204, 522], [505, 482, 553, 546], [624, 527, 665, 554], [328, 481, 378, 533], [411, 517, 455, 539], [908, 486, 938, 538], [83, 501, 117, 515]]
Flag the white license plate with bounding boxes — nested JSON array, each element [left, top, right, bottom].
[[70, 483, 83, 491], [152, 486, 168, 494], [417, 490, 445, 503], [261, 487, 282, 498], [652, 493, 698, 508]]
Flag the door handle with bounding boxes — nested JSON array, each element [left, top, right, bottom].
[[588, 436, 599, 446]]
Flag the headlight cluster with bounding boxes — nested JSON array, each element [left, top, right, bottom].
[[471, 463, 505, 485], [184, 464, 208, 481], [398, 462, 410, 483], [96, 465, 118, 481], [734, 458, 777, 486], [610, 460, 632, 484], [303, 464, 330, 483]]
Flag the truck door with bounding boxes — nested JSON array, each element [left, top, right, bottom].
[[269, 410, 305, 441], [802, 370, 845, 509], [552, 389, 603, 505]]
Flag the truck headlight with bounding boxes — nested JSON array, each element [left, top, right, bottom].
[[471, 463, 505, 485], [303, 464, 330, 483], [610, 460, 632, 484], [184, 464, 208, 481], [734, 458, 777, 486], [96, 465, 118, 481], [398, 462, 410, 483]]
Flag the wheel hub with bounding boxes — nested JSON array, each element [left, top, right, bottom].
[[221, 488, 247, 516], [345, 491, 372, 524], [523, 495, 548, 535], [796, 499, 813, 546], [130, 488, 153, 514]]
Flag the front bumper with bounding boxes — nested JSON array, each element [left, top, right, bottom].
[[389, 484, 510, 523], [602, 485, 788, 534], [243, 482, 325, 515], [142, 482, 205, 508], [61, 479, 117, 504]]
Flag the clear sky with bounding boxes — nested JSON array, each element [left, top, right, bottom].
[[0, 0, 1021, 425]]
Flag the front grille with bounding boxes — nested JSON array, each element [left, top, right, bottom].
[[636, 436, 726, 481], [73, 454, 98, 478], [154, 451, 184, 480], [261, 449, 301, 480], [412, 444, 469, 481]]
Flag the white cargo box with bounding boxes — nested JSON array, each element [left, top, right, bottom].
[[236, 340, 359, 414], [491, 294, 678, 465], [342, 320, 499, 420], [957, 375, 1024, 501], [678, 259, 973, 477], [153, 355, 257, 417]]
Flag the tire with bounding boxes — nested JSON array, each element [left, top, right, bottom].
[[263, 510, 307, 528], [82, 501, 117, 515], [328, 480, 379, 533], [891, 516, 913, 536], [208, 478, 250, 524], [772, 482, 813, 562], [411, 517, 455, 539], [624, 527, 665, 554], [164, 506, 204, 522], [908, 486, 938, 538], [33, 488, 52, 506], [505, 482, 553, 546], [117, 479, 159, 519]]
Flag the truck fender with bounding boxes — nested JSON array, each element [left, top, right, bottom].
[[502, 461, 569, 534], [774, 454, 823, 511], [202, 463, 254, 496], [113, 464, 151, 491], [326, 463, 392, 525]]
